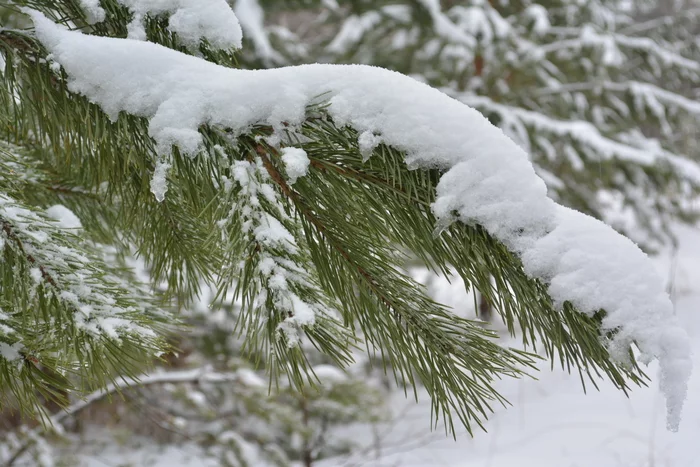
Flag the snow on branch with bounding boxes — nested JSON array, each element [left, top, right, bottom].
[[536, 27, 700, 73], [26, 11, 692, 431], [79, 0, 242, 49], [533, 80, 700, 118], [52, 367, 250, 426], [0, 193, 158, 347], [417, 0, 477, 47]]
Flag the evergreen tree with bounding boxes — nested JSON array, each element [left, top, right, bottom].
[[0, 1, 693, 463]]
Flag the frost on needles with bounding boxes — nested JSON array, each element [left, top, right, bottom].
[[26, 10, 691, 431]]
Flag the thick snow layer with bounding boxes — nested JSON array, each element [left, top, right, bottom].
[[27, 12, 691, 430], [78, 0, 242, 50]]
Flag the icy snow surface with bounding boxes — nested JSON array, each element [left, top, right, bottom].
[[27, 12, 691, 430], [150, 160, 171, 202]]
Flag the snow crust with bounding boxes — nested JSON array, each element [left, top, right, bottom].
[[27, 12, 691, 430], [78, 0, 242, 50]]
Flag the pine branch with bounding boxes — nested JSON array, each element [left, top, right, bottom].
[[0, 188, 168, 415], [1, 1, 691, 440]]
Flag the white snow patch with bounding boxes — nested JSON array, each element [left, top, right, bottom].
[[523, 4, 550, 35], [233, 0, 282, 64], [358, 131, 381, 161], [27, 13, 692, 430], [313, 364, 347, 384], [186, 390, 207, 408], [78, 0, 106, 24], [254, 213, 296, 250], [29, 267, 43, 285], [236, 368, 266, 387], [0, 341, 22, 362], [46, 205, 82, 229], [280, 147, 309, 184]]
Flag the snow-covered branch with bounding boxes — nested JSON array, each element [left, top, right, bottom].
[[534, 80, 700, 119], [535, 28, 700, 72], [24, 11, 692, 431], [79, 0, 242, 49], [459, 93, 700, 185], [1, 368, 252, 466], [53, 368, 248, 425]]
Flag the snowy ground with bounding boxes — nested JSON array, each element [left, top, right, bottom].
[[77, 225, 700, 467]]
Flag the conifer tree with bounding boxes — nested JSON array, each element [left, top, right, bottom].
[[0, 1, 694, 464]]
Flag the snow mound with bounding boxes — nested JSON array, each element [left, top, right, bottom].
[[26, 11, 691, 431]]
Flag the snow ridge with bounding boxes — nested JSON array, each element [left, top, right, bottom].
[[26, 12, 691, 431]]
